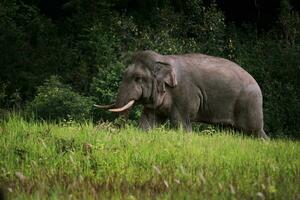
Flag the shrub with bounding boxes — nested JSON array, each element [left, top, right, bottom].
[[0, 82, 7, 107], [0, 0, 76, 106], [27, 76, 94, 121]]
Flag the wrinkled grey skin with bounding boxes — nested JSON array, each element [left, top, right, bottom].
[[110, 50, 268, 139]]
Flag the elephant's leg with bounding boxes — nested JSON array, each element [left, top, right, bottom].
[[138, 109, 164, 130], [234, 85, 268, 139], [170, 107, 192, 132], [257, 129, 269, 140], [184, 117, 192, 132], [138, 111, 154, 130]]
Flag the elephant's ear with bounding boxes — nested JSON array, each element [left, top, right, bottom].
[[154, 61, 177, 93]]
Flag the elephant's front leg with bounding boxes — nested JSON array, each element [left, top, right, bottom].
[[170, 107, 192, 132], [138, 109, 162, 130]]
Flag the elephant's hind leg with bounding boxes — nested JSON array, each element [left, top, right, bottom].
[[257, 129, 269, 140], [234, 85, 268, 139]]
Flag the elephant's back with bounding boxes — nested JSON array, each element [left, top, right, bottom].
[[170, 53, 258, 87]]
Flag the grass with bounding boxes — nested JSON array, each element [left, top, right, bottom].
[[0, 114, 299, 199]]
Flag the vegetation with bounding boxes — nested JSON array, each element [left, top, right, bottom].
[[0, 0, 299, 137], [1, 1, 299, 198], [26, 76, 94, 121], [0, 114, 299, 199]]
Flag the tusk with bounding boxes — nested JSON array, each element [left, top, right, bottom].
[[109, 100, 135, 112], [94, 104, 115, 109]]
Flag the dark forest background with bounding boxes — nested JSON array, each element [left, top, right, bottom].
[[0, 0, 299, 138]]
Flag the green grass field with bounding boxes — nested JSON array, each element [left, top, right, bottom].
[[0, 115, 299, 199]]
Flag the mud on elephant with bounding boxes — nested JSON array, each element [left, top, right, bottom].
[[95, 50, 268, 139]]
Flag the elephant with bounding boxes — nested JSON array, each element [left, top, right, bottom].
[[95, 50, 268, 139]]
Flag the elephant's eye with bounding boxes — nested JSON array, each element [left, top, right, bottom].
[[135, 77, 142, 83]]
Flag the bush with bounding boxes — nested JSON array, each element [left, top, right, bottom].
[[27, 76, 94, 121], [0, 0, 76, 106]]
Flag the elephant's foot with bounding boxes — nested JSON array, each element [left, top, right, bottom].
[[257, 129, 269, 140]]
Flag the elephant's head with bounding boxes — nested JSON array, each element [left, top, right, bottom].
[[95, 50, 177, 113]]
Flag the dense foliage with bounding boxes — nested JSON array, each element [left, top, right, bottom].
[[26, 76, 93, 121], [0, 0, 299, 137]]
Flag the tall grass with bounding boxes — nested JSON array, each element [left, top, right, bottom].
[[0, 114, 299, 199]]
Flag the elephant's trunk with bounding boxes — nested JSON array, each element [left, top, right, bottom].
[[94, 81, 138, 113], [108, 82, 137, 112]]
